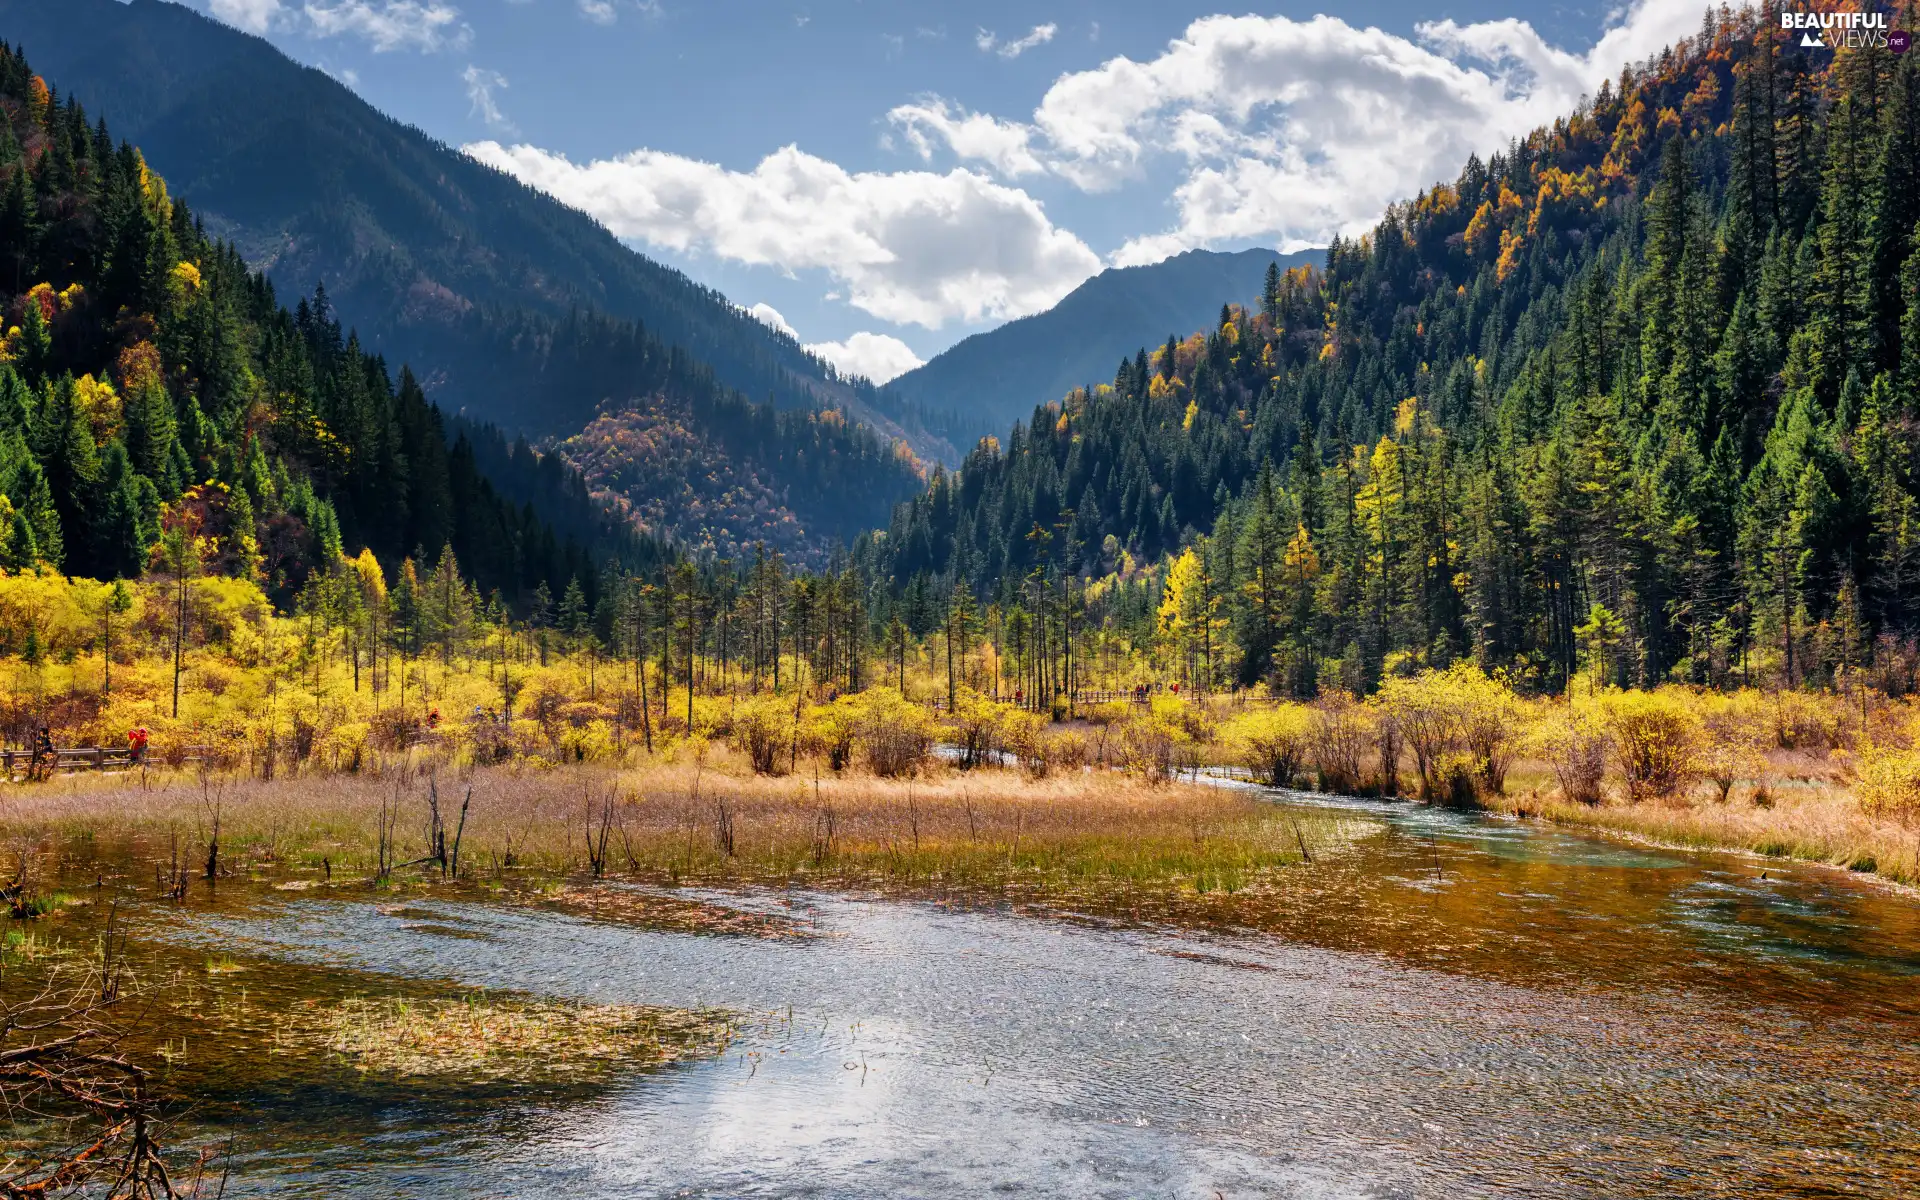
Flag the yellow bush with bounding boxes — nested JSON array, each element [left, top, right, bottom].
[[945, 688, 1018, 769], [841, 688, 935, 778], [1222, 704, 1315, 787], [802, 697, 857, 771], [1602, 690, 1701, 803], [1372, 663, 1519, 801], [1532, 702, 1610, 805], [1855, 745, 1920, 826], [998, 708, 1051, 777], [1151, 694, 1215, 744], [729, 694, 796, 775], [1308, 692, 1372, 794], [1046, 730, 1089, 770], [1118, 709, 1190, 783], [1696, 692, 1770, 803], [1770, 690, 1847, 751]]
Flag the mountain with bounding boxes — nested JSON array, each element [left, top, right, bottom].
[[876, 11, 1920, 698], [0, 41, 649, 612], [0, 0, 939, 553], [885, 247, 1322, 438]]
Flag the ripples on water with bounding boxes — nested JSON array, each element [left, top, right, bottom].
[[25, 786, 1920, 1198]]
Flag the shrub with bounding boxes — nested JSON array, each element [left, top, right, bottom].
[[846, 689, 936, 778], [1453, 668, 1524, 795], [729, 695, 796, 776], [1602, 691, 1701, 803], [998, 708, 1052, 777], [1222, 705, 1315, 787], [1047, 730, 1089, 770], [946, 689, 1017, 770], [1696, 694, 1769, 803], [1372, 663, 1516, 802], [1150, 695, 1216, 745], [1855, 745, 1920, 826], [1118, 711, 1188, 784], [1770, 690, 1847, 752], [1533, 704, 1610, 805], [798, 697, 858, 771], [1308, 692, 1371, 794]]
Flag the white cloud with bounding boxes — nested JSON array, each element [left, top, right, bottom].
[[976, 23, 1056, 58], [208, 0, 283, 32], [462, 65, 512, 131], [579, 0, 658, 23], [887, 98, 1044, 178], [1068, 2, 1707, 261], [462, 141, 1101, 328], [998, 23, 1057, 58], [746, 302, 797, 339], [805, 332, 924, 384], [900, 1, 1711, 264], [302, 1, 469, 52]]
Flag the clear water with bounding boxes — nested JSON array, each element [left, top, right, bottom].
[[19, 787, 1920, 1198]]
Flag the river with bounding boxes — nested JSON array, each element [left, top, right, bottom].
[[19, 784, 1920, 1198]]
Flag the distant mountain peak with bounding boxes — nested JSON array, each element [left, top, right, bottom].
[[888, 246, 1323, 439]]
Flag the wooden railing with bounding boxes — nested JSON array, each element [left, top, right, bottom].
[[3, 746, 135, 777]]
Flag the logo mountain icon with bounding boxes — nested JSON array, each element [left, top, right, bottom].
[[1800, 31, 1824, 47]]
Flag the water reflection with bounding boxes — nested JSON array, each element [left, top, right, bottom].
[[17, 782, 1920, 1198]]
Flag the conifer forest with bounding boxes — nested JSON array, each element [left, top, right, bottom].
[[3, 5, 1920, 1198]]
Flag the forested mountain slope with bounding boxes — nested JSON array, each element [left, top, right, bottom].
[[881, 9, 1920, 698], [0, 0, 938, 551], [0, 0, 922, 431], [888, 247, 1321, 438], [0, 42, 654, 612]]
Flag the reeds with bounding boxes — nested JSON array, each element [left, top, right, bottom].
[[0, 755, 1336, 897]]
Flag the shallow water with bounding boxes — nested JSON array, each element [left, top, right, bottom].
[[16, 787, 1920, 1198]]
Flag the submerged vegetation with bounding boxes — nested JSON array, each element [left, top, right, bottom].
[[297, 995, 733, 1082]]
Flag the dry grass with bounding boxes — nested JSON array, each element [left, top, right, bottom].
[[0, 751, 1344, 899], [1489, 764, 1920, 885], [289, 995, 732, 1081]]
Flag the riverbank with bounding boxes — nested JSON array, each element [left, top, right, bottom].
[[1483, 766, 1920, 887], [0, 756, 1368, 907]]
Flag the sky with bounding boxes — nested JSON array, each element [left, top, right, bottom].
[[180, 0, 1717, 382]]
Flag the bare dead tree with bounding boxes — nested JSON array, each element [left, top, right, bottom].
[[154, 834, 189, 902], [0, 928, 223, 1197], [373, 784, 400, 887], [195, 773, 224, 884], [583, 784, 615, 879]]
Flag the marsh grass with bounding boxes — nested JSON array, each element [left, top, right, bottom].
[[1491, 770, 1920, 886], [0, 754, 1340, 901], [295, 995, 732, 1081]]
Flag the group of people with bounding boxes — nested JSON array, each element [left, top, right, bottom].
[[14, 725, 150, 782]]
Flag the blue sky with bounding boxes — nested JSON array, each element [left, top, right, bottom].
[[186, 0, 1711, 380]]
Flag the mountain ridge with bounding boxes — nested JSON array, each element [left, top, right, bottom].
[[886, 246, 1322, 439], [0, 0, 908, 439]]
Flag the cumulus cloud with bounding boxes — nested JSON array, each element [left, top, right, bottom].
[[887, 98, 1044, 178], [208, 0, 283, 32], [462, 65, 512, 131], [805, 332, 925, 384], [463, 141, 1101, 328], [906, 0, 1708, 264], [746, 302, 797, 339], [301, 1, 469, 52], [976, 23, 1057, 58]]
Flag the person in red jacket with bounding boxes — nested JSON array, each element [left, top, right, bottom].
[[128, 726, 150, 764]]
